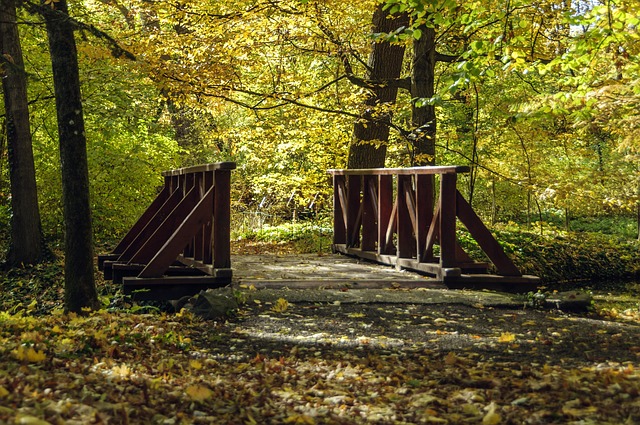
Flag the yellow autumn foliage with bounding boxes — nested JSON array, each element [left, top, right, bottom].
[[12, 345, 46, 363]]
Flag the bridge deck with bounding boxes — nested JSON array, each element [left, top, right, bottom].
[[231, 253, 443, 290]]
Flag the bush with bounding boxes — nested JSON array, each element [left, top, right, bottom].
[[458, 224, 640, 286]]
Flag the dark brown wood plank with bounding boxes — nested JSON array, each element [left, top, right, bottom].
[[416, 174, 433, 262], [361, 175, 377, 252], [138, 187, 214, 278], [203, 170, 214, 264], [439, 173, 457, 268], [346, 175, 362, 247], [328, 165, 470, 176], [123, 276, 231, 300], [378, 175, 393, 254], [162, 162, 236, 177], [119, 187, 185, 262], [333, 175, 347, 245], [213, 169, 232, 269], [455, 190, 522, 276], [129, 187, 200, 264], [421, 203, 440, 262], [112, 182, 171, 255], [397, 175, 414, 258]]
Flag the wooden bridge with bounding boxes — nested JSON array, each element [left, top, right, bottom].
[[99, 162, 539, 300]]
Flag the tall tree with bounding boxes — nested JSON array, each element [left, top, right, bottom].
[[42, 0, 99, 312], [409, 24, 436, 166], [347, 5, 408, 169], [1, 0, 44, 268]]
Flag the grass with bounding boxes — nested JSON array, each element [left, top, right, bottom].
[[232, 217, 333, 254]]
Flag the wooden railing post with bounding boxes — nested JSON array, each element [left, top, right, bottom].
[[346, 175, 361, 247], [439, 172, 457, 270], [213, 167, 232, 269], [397, 175, 414, 258], [361, 175, 377, 252], [332, 175, 346, 246], [416, 174, 433, 261], [377, 175, 393, 255]]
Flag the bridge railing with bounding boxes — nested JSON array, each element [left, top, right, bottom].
[[99, 162, 236, 299], [328, 166, 538, 291]]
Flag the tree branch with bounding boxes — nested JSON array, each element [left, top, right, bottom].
[[22, 0, 136, 60]]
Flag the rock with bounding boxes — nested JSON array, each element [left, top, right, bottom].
[[544, 291, 593, 312], [187, 288, 239, 320]]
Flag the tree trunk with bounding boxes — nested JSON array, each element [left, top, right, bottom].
[[0, 0, 44, 267], [410, 24, 436, 166], [43, 0, 99, 312], [347, 6, 408, 169]]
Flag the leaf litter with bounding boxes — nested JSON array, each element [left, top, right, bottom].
[[0, 295, 638, 425]]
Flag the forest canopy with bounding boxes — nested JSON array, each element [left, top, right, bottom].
[[0, 0, 639, 242]]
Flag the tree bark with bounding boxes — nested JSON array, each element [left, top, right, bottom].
[[0, 0, 44, 267], [410, 24, 436, 166], [43, 0, 99, 312], [347, 5, 408, 169]]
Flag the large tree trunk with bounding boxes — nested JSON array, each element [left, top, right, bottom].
[[0, 0, 44, 267], [410, 25, 436, 166], [43, 0, 99, 312], [347, 5, 408, 169]]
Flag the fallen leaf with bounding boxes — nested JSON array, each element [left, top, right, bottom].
[[482, 402, 502, 424], [12, 345, 46, 363], [498, 332, 516, 343], [186, 384, 213, 402], [271, 298, 289, 313]]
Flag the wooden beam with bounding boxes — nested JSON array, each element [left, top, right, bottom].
[[328, 165, 470, 176], [333, 175, 347, 245], [112, 182, 171, 255], [361, 175, 377, 252], [129, 187, 200, 264], [119, 187, 185, 262], [455, 190, 521, 276], [346, 175, 362, 247], [397, 175, 414, 258], [415, 174, 433, 262], [138, 187, 214, 278], [378, 175, 393, 255], [439, 173, 457, 268], [213, 169, 232, 269]]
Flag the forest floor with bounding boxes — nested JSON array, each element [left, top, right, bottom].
[[1, 241, 639, 424]]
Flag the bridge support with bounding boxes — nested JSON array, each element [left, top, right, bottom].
[[328, 166, 540, 292], [98, 162, 235, 300]]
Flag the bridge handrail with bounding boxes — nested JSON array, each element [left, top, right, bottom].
[[328, 165, 469, 176], [328, 165, 527, 287], [162, 161, 236, 176], [98, 162, 236, 299]]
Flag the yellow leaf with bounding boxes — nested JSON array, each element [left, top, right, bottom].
[[498, 332, 516, 343], [189, 359, 203, 370], [186, 384, 212, 402], [444, 352, 459, 365], [271, 298, 289, 313], [12, 345, 46, 363], [482, 402, 502, 424], [284, 414, 316, 424], [111, 363, 132, 378], [14, 415, 52, 425], [0, 386, 9, 397], [26, 300, 38, 313]]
